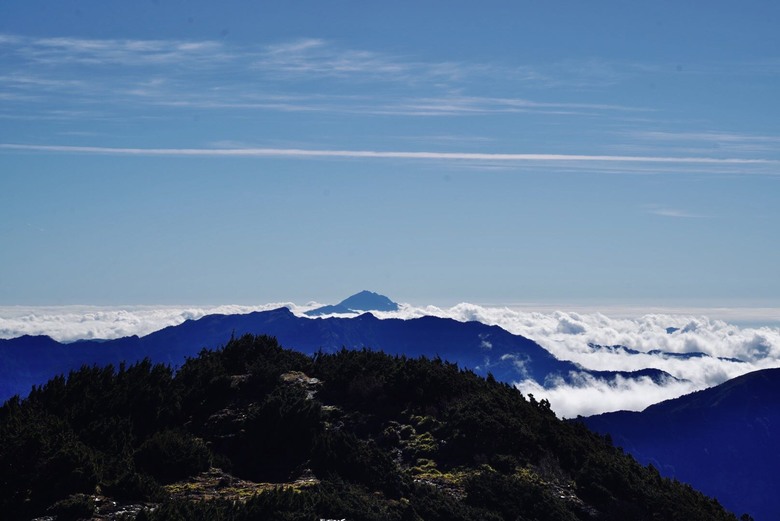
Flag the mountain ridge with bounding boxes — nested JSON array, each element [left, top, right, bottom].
[[0, 334, 742, 521], [583, 367, 780, 521], [0, 304, 674, 405]]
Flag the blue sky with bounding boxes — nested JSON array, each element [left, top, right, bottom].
[[1, 1, 779, 307]]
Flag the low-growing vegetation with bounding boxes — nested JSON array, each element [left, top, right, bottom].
[[0, 335, 742, 520]]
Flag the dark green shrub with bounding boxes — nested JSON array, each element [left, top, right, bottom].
[[134, 430, 211, 484], [228, 385, 322, 481], [102, 470, 164, 501], [47, 494, 95, 521]]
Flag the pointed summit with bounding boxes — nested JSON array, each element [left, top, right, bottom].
[[305, 290, 399, 316], [339, 290, 399, 312]]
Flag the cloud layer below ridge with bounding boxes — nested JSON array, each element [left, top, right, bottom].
[[2, 301, 779, 417]]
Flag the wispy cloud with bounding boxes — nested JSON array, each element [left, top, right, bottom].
[[141, 93, 647, 118], [2, 32, 776, 167], [637, 131, 780, 144], [253, 38, 468, 84], [4, 34, 229, 67], [0, 32, 654, 121], [624, 130, 780, 157], [355, 95, 650, 117], [0, 74, 86, 89], [0, 33, 464, 89], [644, 204, 706, 219], [6, 34, 649, 90], [1, 143, 774, 168], [651, 209, 700, 218]]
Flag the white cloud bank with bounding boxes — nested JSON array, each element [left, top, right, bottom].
[[375, 303, 780, 417], [2, 301, 779, 418], [0, 303, 303, 342]]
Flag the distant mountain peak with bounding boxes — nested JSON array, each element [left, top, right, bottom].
[[305, 290, 399, 316], [338, 290, 398, 311]]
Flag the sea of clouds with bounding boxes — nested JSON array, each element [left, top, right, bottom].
[[2, 301, 779, 418], [375, 303, 780, 417]]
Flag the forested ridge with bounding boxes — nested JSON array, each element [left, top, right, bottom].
[[0, 335, 742, 521]]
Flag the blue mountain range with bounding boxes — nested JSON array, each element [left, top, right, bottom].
[[0, 292, 670, 402], [588, 343, 745, 363], [583, 368, 780, 521], [3, 291, 775, 519]]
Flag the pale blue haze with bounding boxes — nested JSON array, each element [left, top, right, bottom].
[[1, 1, 778, 306]]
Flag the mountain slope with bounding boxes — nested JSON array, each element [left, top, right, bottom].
[[0, 307, 671, 402], [0, 335, 741, 521], [583, 368, 780, 521]]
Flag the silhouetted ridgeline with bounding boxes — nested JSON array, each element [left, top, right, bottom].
[[0, 334, 742, 521], [0, 307, 675, 403]]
